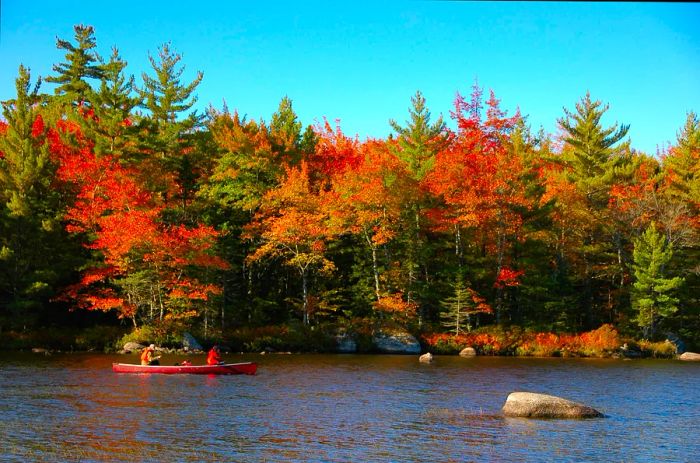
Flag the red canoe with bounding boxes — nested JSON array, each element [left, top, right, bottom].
[[112, 362, 257, 375]]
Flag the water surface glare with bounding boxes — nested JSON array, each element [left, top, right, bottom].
[[0, 353, 698, 462]]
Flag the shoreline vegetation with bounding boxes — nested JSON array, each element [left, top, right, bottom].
[[1, 25, 699, 358], [0, 323, 684, 360]]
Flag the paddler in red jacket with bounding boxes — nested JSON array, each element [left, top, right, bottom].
[[140, 344, 160, 365], [207, 345, 223, 365]]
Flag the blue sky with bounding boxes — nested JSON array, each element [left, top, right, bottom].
[[1, 1, 698, 154]]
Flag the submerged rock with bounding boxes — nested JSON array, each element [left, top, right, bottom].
[[502, 392, 603, 419], [679, 352, 700, 361], [459, 347, 477, 357], [373, 331, 421, 354], [419, 352, 433, 363]]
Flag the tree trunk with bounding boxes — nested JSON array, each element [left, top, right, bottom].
[[365, 228, 381, 302], [302, 269, 309, 326]]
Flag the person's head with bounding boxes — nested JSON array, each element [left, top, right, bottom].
[[149, 344, 155, 350], [213, 345, 220, 352]]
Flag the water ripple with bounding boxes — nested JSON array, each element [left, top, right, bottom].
[[1, 354, 699, 462]]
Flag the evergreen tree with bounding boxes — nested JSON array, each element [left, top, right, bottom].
[[388, 91, 449, 324], [270, 96, 303, 164], [137, 42, 204, 208], [139, 42, 203, 128], [663, 112, 700, 208], [660, 112, 700, 346], [45, 24, 103, 105], [558, 91, 631, 206], [631, 222, 684, 337], [440, 275, 471, 335], [557, 92, 634, 328], [88, 47, 141, 157], [0, 67, 80, 326], [389, 90, 447, 181]]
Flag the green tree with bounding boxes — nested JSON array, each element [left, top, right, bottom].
[[557, 92, 634, 328], [137, 42, 204, 208], [389, 90, 447, 181], [388, 91, 448, 323], [440, 275, 472, 335], [660, 111, 700, 346], [558, 92, 631, 207], [0, 66, 80, 326], [45, 24, 103, 105], [270, 96, 303, 165], [631, 222, 684, 337], [88, 47, 141, 157], [663, 112, 700, 210]]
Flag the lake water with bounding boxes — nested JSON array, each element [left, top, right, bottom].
[[0, 353, 698, 462]]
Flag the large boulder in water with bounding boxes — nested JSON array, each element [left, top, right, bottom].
[[459, 347, 477, 357], [373, 331, 421, 354], [502, 392, 603, 419], [679, 352, 700, 361], [419, 352, 433, 363], [182, 332, 203, 352]]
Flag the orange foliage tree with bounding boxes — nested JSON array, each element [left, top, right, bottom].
[[52, 120, 228, 325], [330, 139, 406, 304], [245, 162, 339, 325]]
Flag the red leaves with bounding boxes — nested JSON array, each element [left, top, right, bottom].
[[494, 267, 525, 288], [51, 119, 227, 316], [31, 114, 45, 138], [309, 119, 361, 179], [466, 288, 493, 314]]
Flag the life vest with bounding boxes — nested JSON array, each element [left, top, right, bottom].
[[207, 349, 221, 365], [141, 348, 153, 365]]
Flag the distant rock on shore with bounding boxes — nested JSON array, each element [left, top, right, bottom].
[[502, 392, 603, 419], [679, 352, 700, 361], [121, 342, 144, 354], [335, 333, 357, 353], [182, 332, 203, 352], [373, 331, 421, 354]]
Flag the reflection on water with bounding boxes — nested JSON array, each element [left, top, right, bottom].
[[0, 353, 699, 462]]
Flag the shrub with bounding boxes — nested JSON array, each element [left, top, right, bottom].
[[637, 339, 677, 358]]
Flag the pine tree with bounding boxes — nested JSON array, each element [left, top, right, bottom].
[[440, 276, 471, 335], [558, 92, 631, 207], [660, 112, 700, 346], [0, 67, 79, 325], [89, 47, 141, 157], [45, 24, 103, 105], [631, 222, 684, 337], [270, 96, 303, 164], [139, 42, 203, 128], [137, 42, 204, 208], [389, 90, 447, 181], [663, 112, 700, 208], [557, 92, 634, 328], [388, 91, 449, 323]]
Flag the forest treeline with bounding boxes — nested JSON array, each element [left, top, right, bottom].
[[1, 25, 698, 350]]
